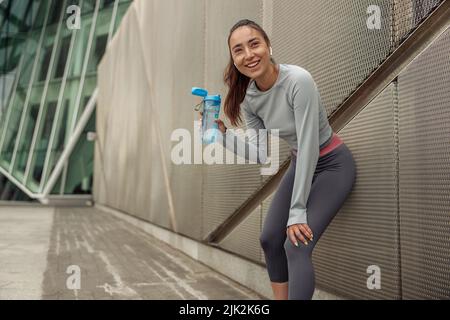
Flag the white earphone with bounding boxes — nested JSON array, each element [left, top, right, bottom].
[[234, 47, 273, 68]]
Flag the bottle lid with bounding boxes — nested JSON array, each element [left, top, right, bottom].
[[191, 87, 208, 97]]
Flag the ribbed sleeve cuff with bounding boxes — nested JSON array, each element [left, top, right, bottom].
[[286, 208, 308, 227]]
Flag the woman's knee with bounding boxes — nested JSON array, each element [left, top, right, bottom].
[[283, 237, 313, 256], [259, 231, 285, 252]]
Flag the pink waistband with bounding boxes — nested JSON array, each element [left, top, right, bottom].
[[291, 132, 343, 158]]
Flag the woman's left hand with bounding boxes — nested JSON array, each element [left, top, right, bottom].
[[286, 223, 314, 246]]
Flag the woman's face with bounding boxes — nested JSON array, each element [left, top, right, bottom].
[[229, 26, 271, 79]]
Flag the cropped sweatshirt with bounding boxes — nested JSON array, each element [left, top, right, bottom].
[[220, 64, 335, 227]]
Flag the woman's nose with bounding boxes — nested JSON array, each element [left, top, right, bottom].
[[243, 47, 255, 60]]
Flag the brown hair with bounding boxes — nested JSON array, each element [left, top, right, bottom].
[[223, 19, 275, 127]]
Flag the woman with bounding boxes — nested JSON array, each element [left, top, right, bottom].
[[202, 19, 356, 300]]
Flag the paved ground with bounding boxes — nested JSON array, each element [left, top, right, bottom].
[[0, 205, 265, 300], [0, 206, 53, 299]]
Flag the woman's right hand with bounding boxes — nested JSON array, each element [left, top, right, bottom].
[[199, 112, 227, 134]]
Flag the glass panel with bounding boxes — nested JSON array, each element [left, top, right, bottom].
[[65, 2, 103, 132], [10, 89, 40, 180], [32, 0, 50, 30], [4, 4, 48, 171], [54, 35, 71, 79], [62, 110, 95, 194], [0, 0, 39, 157], [27, 100, 58, 191], [11, 1, 62, 182], [17, 1, 49, 88], [68, 19, 92, 79], [25, 0, 76, 190], [29, 0, 88, 191], [113, 0, 132, 35], [81, 0, 96, 16], [79, 2, 114, 117], [36, 85, 69, 189], [27, 0, 41, 29], [1, 0, 132, 195], [47, 0, 64, 26], [38, 45, 53, 82], [73, 73, 95, 127], [87, 33, 107, 74], [0, 87, 25, 166], [102, 0, 115, 9], [50, 172, 63, 194]]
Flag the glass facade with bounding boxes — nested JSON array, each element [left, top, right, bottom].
[[0, 0, 132, 200]]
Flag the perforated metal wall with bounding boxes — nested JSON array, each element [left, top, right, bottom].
[[220, 205, 262, 262], [260, 192, 275, 264], [272, 0, 393, 116], [397, 25, 450, 299], [313, 84, 401, 299], [202, 0, 264, 239]]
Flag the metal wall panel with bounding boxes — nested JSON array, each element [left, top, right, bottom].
[[96, 5, 174, 228], [260, 192, 274, 264], [259, 85, 402, 298], [220, 205, 262, 262], [134, 0, 205, 237], [412, 0, 444, 27], [272, 0, 393, 116], [397, 25, 450, 299], [312, 84, 401, 299], [201, 0, 265, 239]]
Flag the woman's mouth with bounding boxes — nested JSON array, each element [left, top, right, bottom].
[[246, 60, 260, 70]]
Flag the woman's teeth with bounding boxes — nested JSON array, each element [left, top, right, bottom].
[[247, 60, 260, 68]]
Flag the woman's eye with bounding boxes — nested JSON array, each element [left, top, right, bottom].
[[251, 42, 259, 47]]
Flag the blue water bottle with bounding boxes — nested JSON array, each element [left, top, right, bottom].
[[192, 87, 221, 144]]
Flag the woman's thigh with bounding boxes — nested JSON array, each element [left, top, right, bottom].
[[261, 159, 296, 240], [306, 144, 356, 241]]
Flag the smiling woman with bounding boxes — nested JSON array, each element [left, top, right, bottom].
[[216, 19, 357, 300], [223, 20, 278, 127]]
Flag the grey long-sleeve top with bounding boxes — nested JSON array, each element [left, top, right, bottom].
[[220, 64, 333, 227]]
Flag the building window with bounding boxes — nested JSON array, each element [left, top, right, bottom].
[[39, 47, 52, 82], [55, 36, 71, 79]]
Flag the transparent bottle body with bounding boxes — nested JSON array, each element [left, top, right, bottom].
[[201, 100, 221, 144]]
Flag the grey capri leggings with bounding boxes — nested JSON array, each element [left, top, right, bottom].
[[259, 142, 356, 300]]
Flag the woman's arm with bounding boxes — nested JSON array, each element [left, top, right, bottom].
[[286, 70, 321, 228], [218, 102, 269, 165]]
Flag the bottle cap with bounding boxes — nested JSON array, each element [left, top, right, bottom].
[[191, 87, 208, 97], [204, 95, 221, 103]]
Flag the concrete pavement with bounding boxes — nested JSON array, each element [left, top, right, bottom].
[[0, 206, 265, 300]]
